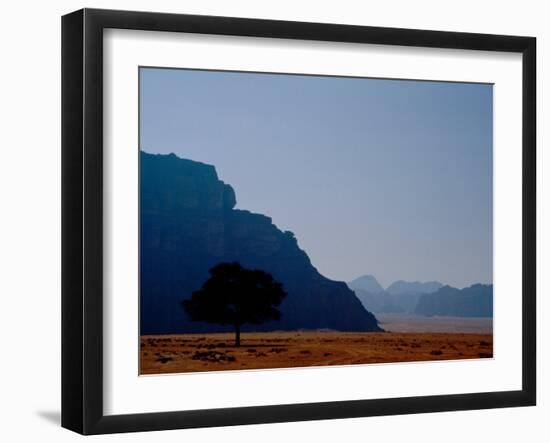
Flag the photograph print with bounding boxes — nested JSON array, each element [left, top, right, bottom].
[[139, 67, 493, 375]]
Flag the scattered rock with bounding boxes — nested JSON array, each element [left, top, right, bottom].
[[191, 351, 236, 363]]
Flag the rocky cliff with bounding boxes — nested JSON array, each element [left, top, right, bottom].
[[140, 151, 381, 334]]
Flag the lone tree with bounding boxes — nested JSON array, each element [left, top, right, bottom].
[[182, 262, 286, 346]]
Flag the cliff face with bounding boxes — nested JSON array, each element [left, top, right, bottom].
[[415, 284, 493, 317], [140, 152, 381, 334]]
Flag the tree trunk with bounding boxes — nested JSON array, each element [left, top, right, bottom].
[[235, 324, 241, 347]]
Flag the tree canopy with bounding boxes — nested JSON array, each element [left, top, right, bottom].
[[182, 262, 286, 346]]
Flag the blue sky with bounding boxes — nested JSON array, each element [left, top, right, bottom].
[[140, 67, 493, 289]]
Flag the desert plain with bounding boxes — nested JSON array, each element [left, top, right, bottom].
[[140, 328, 493, 375]]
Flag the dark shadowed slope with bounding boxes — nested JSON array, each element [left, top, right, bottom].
[[415, 284, 493, 317], [140, 151, 381, 334]]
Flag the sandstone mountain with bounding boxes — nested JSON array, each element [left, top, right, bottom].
[[140, 151, 381, 334]]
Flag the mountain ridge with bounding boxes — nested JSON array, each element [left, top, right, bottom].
[[386, 280, 443, 295], [348, 275, 491, 316], [348, 274, 385, 294], [415, 283, 493, 317]]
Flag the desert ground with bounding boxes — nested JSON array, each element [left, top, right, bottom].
[[140, 330, 493, 375], [376, 314, 493, 333]]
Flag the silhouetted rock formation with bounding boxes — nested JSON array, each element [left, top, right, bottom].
[[415, 284, 493, 317], [140, 152, 381, 334], [385, 280, 443, 312], [348, 275, 385, 294], [349, 276, 443, 314], [387, 280, 443, 295], [351, 288, 405, 314]]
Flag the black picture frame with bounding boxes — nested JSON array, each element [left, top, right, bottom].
[[62, 8, 536, 435]]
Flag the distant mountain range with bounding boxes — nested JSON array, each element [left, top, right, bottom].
[[348, 275, 385, 294], [348, 275, 403, 313], [349, 275, 492, 317], [415, 284, 493, 317], [386, 280, 443, 296]]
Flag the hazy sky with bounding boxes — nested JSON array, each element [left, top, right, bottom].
[[140, 67, 493, 289]]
